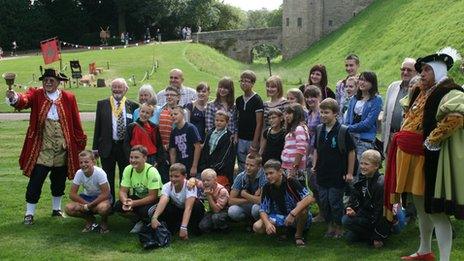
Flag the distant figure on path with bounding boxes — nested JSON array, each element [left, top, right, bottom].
[[11, 41, 17, 56], [6, 68, 87, 225]]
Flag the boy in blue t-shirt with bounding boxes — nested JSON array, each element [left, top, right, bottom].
[[169, 105, 202, 177], [253, 160, 315, 247]]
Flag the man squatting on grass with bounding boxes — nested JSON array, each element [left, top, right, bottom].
[[228, 153, 267, 223], [253, 160, 315, 247], [150, 163, 205, 240], [114, 145, 163, 233], [65, 150, 112, 233]]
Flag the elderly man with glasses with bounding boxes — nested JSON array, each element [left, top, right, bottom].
[[381, 58, 417, 155], [93, 78, 139, 201], [6, 69, 87, 225]]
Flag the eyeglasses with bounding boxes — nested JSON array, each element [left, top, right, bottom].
[[165, 93, 178, 97], [400, 68, 414, 72], [240, 79, 252, 84]]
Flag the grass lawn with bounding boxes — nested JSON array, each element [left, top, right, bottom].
[[0, 120, 463, 260]]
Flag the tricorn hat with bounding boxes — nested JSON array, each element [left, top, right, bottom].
[[39, 68, 68, 81], [415, 53, 454, 73]]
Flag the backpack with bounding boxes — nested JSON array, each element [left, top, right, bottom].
[[315, 124, 349, 154], [315, 124, 358, 177], [129, 165, 154, 188]]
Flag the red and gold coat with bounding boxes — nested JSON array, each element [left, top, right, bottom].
[[12, 87, 87, 179]]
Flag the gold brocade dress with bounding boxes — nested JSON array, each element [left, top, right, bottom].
[[395, 90, 429, 196]]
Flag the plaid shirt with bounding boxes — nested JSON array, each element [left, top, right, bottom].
[[205, 101, 237, 134], [157, 86, 197, 107], [208, 128, 227, 154]]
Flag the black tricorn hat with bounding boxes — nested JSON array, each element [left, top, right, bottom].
[[415, 53, 454, 73], [39, 68, 69, 81]]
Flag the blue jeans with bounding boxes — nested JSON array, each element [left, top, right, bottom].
[[319, 186, 344, 225], [237, 139, 252, 173], [228, 203, 260, 221]]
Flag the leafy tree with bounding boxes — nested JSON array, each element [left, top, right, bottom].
[[213, 2, 247, 30]]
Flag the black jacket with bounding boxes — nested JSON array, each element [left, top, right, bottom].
[[92, 98, 139, 158], [199, 128, 236, 182], [348, 172, 390, 241]]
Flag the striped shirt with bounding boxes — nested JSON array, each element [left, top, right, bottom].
[[205, 101, 237, 134], [281, 125, 308, 170], [158, 107, 173, 147]]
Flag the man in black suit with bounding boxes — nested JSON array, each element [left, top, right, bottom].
[[93, 78, 139, 200]]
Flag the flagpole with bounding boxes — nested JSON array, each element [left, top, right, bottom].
[[58, 38, 63, 71]]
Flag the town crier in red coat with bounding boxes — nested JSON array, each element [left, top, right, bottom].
[[6, 68, 87, 225]]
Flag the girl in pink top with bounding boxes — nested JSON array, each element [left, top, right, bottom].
[[281, 104, 309, 182]]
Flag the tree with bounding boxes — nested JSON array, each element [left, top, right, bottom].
[[213, 2, 246, 30]]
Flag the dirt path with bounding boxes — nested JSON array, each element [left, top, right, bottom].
[[0, 112, 95, 121]]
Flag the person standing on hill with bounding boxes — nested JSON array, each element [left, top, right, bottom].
[[6, 68, 87, 225], [336, 54, 360, 107], [157, 69, 197, 107], [93, 78, 139, 201]]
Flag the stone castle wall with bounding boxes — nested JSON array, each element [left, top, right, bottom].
[[195, 0, 374, 61], [282, 0, 374, 59], [193, 27, 282, 63]]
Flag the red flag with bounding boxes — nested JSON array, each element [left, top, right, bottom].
[[40, 38, 61, 64]]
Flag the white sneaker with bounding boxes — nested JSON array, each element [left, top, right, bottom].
[[130, 221, 144, 233]]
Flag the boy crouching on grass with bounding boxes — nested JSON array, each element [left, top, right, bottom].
[[342, 150, 391, 248], [253, 160, 315, 247], [65, 150, 112, 233], [198, 168, 230, 233]]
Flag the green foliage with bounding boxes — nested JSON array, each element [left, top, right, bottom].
[[245, 6, 283, 29], [253, 44, 281, 61], [213, 2, 247, 30]]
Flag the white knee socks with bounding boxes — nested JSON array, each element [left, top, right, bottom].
[[25, 203, 37, 216], [429, 213, 452, 261], [52, 196, 62, 210], [413, 195, 452, 261]]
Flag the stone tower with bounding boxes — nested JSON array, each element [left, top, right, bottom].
[[282, 0, 374, 59]]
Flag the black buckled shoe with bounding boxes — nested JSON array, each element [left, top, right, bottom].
[[51, 210, 65, 218], [24, 215, 34, 225]]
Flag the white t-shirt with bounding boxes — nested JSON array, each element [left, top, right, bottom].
[[161, 180, 197, 208], [73, 166, 109, 196]]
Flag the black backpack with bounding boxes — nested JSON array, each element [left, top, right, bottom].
[[138, 222, 171, 250], [316, 124, 349, 154], [315, 124, 358, 176]]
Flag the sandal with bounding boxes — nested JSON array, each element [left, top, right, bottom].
[[277, 234, 288, 242], [81, 223, 94, 233], [324, 231, 335, 238], [295, 236, 306, 247], [99, 226, 110, 234], [82, 223, 99, 233]]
